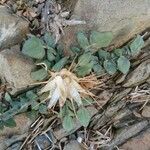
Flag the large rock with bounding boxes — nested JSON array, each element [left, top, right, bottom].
[[0, 114, 32, 150], [0, 48, 35, 94], [0, 6, 29, 50], [121, 128, 150, 150], [123, 59, 150, 87], [62, 0, 150, 51]]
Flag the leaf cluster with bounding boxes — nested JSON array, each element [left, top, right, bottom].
[[0, 90, 48, 130], [22, 33, 69, 81], [72, 32, 144, 75], [59, 98, 94, 132]]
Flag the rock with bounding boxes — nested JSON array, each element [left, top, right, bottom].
[[121, 128, 150, 150], [0, 114, 31, 137], [142, 106, 150, 118], [0, 114, 31, 150], [0, 49, 35, 95], [123, 59, 150, 87], [64, 140, 82, 150], [0, 6, 29, 50], [62, 0, 150, 51], [116, 74, 127, 84], [146, 77, 150, 84]]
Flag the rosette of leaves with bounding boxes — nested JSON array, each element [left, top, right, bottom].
[[21, 31, 144, 131], [0, 90, 49, 130]]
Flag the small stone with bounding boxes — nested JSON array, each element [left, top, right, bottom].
[[123, 59, 150, 87], [64, 140, 82, 150], [0, 49, 35, 94], [142, 106, 150, 118], [0, 6, 29, 50]]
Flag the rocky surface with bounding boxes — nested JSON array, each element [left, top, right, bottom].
[[142, 106, 150, 118], [123, 59, 150, 87], [62, 0, 150, 51], [0, 48, 35, 95], [0, 6, 29, 50], [121, 128, 150, 150], [0, 114, 32, 150], [64, 140, 82, 150]]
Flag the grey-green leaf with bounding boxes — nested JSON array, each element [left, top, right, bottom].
[[104, 60, 117, 75], [4, 118, 16, 128], [76, 62, 93, 77], [52, 57, 68, 72], [47, 47, 56, 61], [90, 31, 113, 49], [117, 56, 130, 74], [31, 68, 48, 81], [77, 32, 89, 50], [77, 107, 91, 127], [130, 35, 144, 56], [22, 36, 45, 59], [98, 49, 110, 60], [62, 115, 74, 132], [78, 52, 92, 66], [44, 32, 55, 48], [93, 63, 103, 75], [39, 104, 48, 114]]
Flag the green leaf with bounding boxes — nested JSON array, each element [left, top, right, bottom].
[[26, 110, 39, 120], [76, 63, 93, 77], [4, 118, 16, 128], [117, 56, 130, 74], [39, 104, 48, 114], [90, 31, 113, 49], [70, 47, 81, 53], [52, 57, 68, 72], [98, 50, 110, 60], [0, 120, 4, 130], [130, 35, 144, 56], [47, 47, 56, 61], [82, 98, 95, 106], [44, 32, 55, 48], [62, 115, 74, 132], [22, 36, 45, 59], [77, 32, 89, 50], [114, 49, 124, 56], [31, 68, 48, 81], [93, 63, 103, 75], [77, 107, 91, 127], [78, 52, 92, 66], [26, 91, 38, 100], [104, 60, 117, 75], [4, 92, 12, 103]]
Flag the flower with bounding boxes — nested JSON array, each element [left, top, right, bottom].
[[39, 69, 98, 109]]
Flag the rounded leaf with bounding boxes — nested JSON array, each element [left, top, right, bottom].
[[90, 31, 113, 49], [104, 60, 117, 75], [130, 35, 144, 56], [22, 36, 45, 59], [117, 56, 130, 74], [77, 32, 89, 50], [31, 68, 48, 81], [62, 115, 74, 132], [77, 107, 91, 127]]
